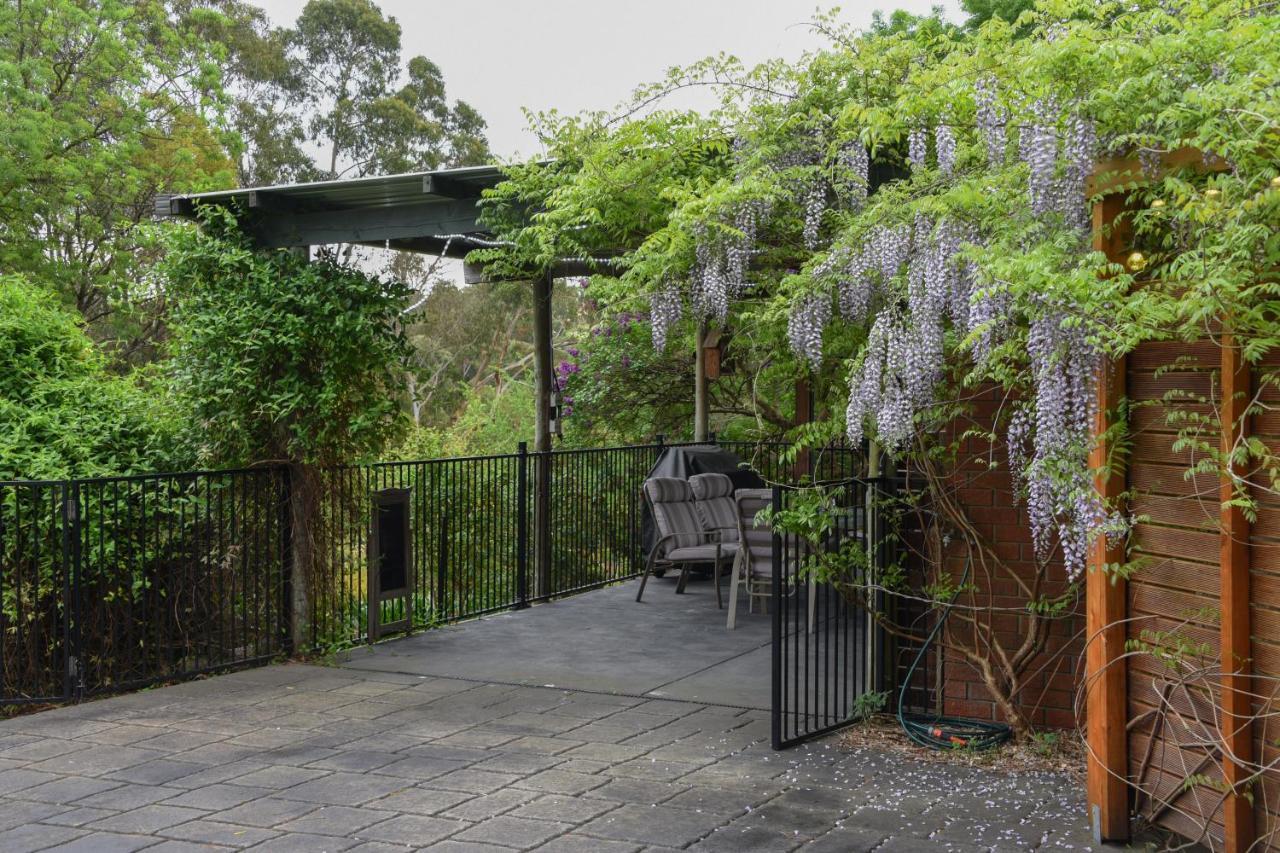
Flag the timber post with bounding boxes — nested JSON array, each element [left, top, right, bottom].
[[1085, 193, 1131, 844]]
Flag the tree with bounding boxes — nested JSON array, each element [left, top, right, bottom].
[[164, 209, 411, 467], [164, 208, 413, 648], [288, 0, 490, 178], [0, 0, 236, 359]]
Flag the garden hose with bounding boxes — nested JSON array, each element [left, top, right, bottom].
[[896, 551, 1013, 751]]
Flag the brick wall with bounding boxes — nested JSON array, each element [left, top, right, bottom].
[[905, 385, 1084, 730]]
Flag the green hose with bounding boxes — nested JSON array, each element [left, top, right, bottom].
[[896, 551, 1013, 751]]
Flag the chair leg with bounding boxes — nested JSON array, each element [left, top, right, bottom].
[[726, 552, 743, 629], [637, 549, 658, 602], [714, 554, 723, 610], [675, 563, 690, 594]]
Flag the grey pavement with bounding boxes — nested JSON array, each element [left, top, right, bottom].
[[0, 577, 1100, 851]]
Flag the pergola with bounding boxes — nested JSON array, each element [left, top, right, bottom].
[[159, 164, 631, 458]]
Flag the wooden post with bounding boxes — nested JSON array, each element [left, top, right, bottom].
[[1219, 331, 1254, 853], [1085, 194, 1130, 844], [794, 375, 813, 479], [694, 321, 709, 442], [533, 271, 554, 597]]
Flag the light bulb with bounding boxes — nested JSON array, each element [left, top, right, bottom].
[[1205, 188, 1222, 200], [1271, 176, 1280, 189], [1150, 199, 1165, 209], [1127, 251, 1148, 271]]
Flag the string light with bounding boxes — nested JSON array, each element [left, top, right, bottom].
[[1127, 251, 1147, 271]]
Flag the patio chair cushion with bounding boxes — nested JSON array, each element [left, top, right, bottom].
[[666, 542, 737, 562], [735, 488, 776, 577], [689, 473, 739, 544], [644, 477, 702, 551]]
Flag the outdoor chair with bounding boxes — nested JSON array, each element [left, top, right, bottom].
[[726, 488, 815, 632], [688, 473, 741, 609], [636, 477, 735, 604]]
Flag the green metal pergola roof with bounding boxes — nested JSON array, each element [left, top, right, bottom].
[[158, 164, 507, 259]]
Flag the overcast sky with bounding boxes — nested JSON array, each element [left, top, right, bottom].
[[253, 0, 963, 161]]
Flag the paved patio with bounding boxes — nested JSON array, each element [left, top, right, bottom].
[[0, 577, 1102, 852]]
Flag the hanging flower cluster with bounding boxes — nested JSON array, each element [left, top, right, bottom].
[[802, 180, 827, 250], [844, 216, 981, 451], [907, 127, 928, 170], [974, 77, 1007, 165], [1023, 308, 1105, 576], [649, 279, 683, 353], [935, 125, 957, 176], [787, 291, 832, 369], [836, 140, 870, 209]]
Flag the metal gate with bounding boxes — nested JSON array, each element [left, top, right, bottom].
[[770, 477, 894, 749]]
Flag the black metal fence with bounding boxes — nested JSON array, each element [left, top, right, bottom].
[[4, 438, 860, 707], [1, 469, 287, 706], [770, 475, 896, 749]]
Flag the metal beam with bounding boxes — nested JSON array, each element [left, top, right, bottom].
[[239, 198, 482, 248], [422, 174, 473, 199]]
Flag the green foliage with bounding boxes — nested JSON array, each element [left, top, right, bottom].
[[0, 0, 236, 356], [852, 689, 890, 721], [163, 210, 412, 466], [0, 276, 183, 480]]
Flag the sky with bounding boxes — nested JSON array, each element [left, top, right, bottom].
[[253, 0, 964, 161]]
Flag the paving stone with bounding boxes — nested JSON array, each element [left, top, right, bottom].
[[1, 738, 92, 762], [87, 803, 209, 833], [0, 767, 61, 795], [513, 768, 609, 796], [528, 834, 642, 853], [345, 843, 417, 853], [166, 761, 270, 790], [429, 767, 522, 794], [364, 786, 473, 816], [0, 822, 86, 853], [230, 765, 329, 789], [276, 805, 393, 836], [424, 842, 515, 853], [77, 784, 185, 811], [374, 754, 470, 781], [509, 793, 621, 824], [304, 750, 400, 773], [440, 788, 541, 821], [802, 826, 891, 853], [433, 729, 520, 749], [26, 745, 160, 776], [689, 824, 803, 852], [107, 758, 209, 786], [276, 772, 408, 805], [452, 814, 571, 848], [42, 831, 159, 852], [42, 806, 120, 827], [664, 784, 779, 817], [0, 798, 72, 831], [577, 802, 725, 847], [161, 783, 274, 810], [244, 832, 360, 852], [159, 818, 280, 848], [208, 796, 320, 828], [12, 774, 121, 804], [607, 757, 705, 782], [470, 751, 564, 776], [503, 736, 583, 755], [356, 814, 468, 845], [583, 778, 689, 805], [146, 841, 242, 853]]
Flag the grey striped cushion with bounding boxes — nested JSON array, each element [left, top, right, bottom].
[[689, 474, 739, 544], [645, 478, 702, 550], [735, 489, 775, 574]]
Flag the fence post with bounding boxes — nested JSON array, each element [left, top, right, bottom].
[[437, 514, 449, 619], [516, 442, 530, 609], [1219, 331, 1254, 853], [770, 485, 784, 750], [534, 449, 552, 599], [1085, 193, 1131, 845], [61, 481, 83, 701], [279, 466, 293, 655]]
